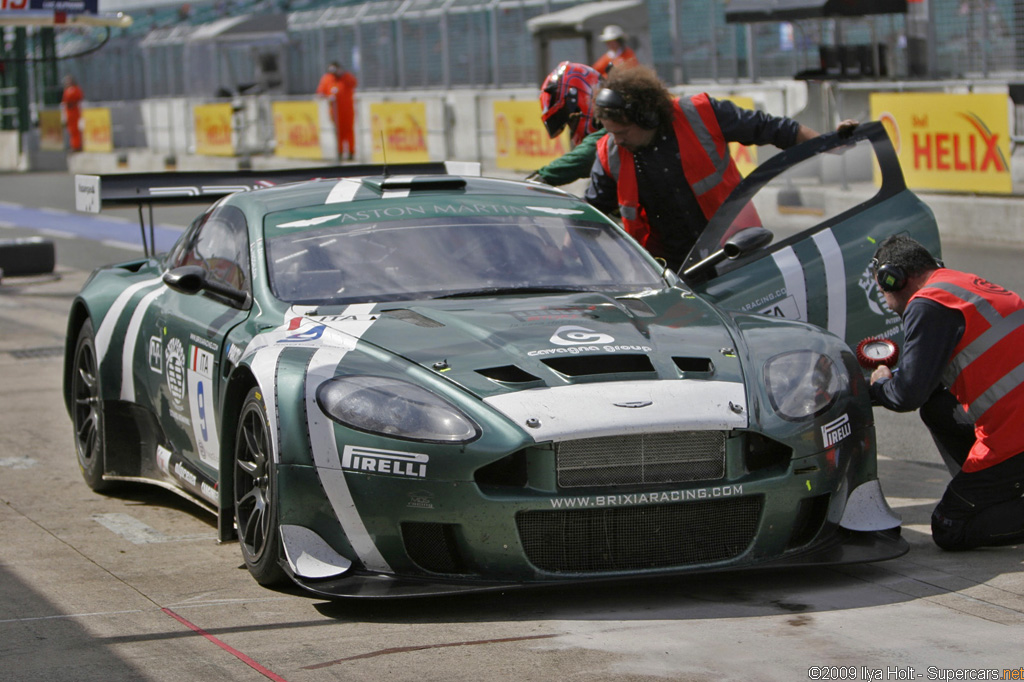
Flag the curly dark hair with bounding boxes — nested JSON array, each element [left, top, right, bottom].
[[593, 64, 674, 132], [872, 234, 941, 279]]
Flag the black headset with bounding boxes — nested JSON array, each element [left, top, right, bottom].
[[871, 254, 943, 293], [871, 258, 907, 293], [594, 87, 659, 129]]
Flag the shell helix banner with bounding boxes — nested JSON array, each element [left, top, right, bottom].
[[82, 108, 112, 153], [494, 100, 567, 172], [870, 92, 1011, 194], [38, 109, 64, 151], [370, 102, 429, 163], [272, 100, 330, 160], [194, 103, 234, 157], [720, 95, 758, 178]]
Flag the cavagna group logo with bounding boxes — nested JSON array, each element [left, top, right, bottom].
[[528, 325, 652, 357], [549, 325, 614, 346]]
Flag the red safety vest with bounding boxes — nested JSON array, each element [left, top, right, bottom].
[[596, 93, 745, 248], [912, 269, 1024, 472]]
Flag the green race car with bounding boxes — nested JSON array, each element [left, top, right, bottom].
[[64, 122, 937, 598]]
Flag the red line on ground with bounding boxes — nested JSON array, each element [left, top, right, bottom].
[[162, 608, 290, 682]]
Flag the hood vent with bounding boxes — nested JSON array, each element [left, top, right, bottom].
[[615, 297, 656, 317], [381, 308, 444, 328], [673, 356, 714, 374], [542, 354, 655, 377], [476, 365, 542, 384]]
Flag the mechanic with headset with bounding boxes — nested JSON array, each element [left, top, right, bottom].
[[529, 62, 605, 187], [868, 234, 1024, 551], [584, 64, 856, 272]]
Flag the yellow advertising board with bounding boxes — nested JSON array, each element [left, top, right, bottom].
[[494, 100, 568, 171], [870, 92, 1011, 194], [720, 95, 758, 177], [370, 102, 429, 163], [272, 100, 324, 160], [82, 108, 113, 153], [38, 109, 64, 151], [194, 103, 234, 157]]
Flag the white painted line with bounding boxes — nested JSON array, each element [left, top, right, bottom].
[[100, 239, 143, 252], [902, 523, 933, 535], [0, 609, 145, 624], [886, 497, 939, 508], [37, 228, 78, 239], [0, 457, 37, 469], [0, 201, 23, 209], [91, 513, 213, 544]]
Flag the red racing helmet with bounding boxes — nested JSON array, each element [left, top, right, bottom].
[[539, 61, 601, 146]]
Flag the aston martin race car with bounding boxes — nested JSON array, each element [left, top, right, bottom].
[[64, 122, 938, 598]]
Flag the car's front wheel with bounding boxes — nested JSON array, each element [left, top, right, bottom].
[[71, 319, 113, 492], [233, 387, 287, 586]]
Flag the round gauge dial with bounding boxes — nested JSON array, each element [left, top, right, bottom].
[[856, 337, 899, 369]]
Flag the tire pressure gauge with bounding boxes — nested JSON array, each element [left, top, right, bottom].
[[855, 337, 899, 369]]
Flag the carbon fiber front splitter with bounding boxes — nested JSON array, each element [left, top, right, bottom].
[[288, 527, 909, 599]]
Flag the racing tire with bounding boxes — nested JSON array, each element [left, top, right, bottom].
[[234, 387, 287, 587], [0, 237, 56, 277], [71, 319, 114, 492]]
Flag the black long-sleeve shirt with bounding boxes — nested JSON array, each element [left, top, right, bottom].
[[584, 97, 802, 267], [869, 297, 965, 411]]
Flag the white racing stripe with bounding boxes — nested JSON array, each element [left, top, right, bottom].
[[247, 345, 284, 466], [95, 277, 163, 362], [325, 179, 361, 205], [812, 229, 847, 340], [303, 302, 391, 573], [120, 286, 166, 401], [771, 247, 807, 323]]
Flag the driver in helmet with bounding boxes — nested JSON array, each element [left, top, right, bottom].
[[527, 62, 606, 187]]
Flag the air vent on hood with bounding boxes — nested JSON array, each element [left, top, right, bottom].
[[381, 308, 444, 327], [476, 365, 542, 384], [615, 297, 656, 317], [672, 356, 714, 374], [542, 354, 655, 377]]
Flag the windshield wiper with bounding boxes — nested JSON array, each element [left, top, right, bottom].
[[433, 286, 590, 299]]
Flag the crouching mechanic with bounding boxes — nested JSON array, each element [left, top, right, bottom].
[[528, 62, 605, 187], [868, 234, 1024, 550]]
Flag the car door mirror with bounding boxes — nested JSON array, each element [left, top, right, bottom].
[[680, 227, 773, 282], [164, 265, 252, 309]]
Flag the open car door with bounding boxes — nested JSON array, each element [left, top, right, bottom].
[[680, 121, 940, 367]]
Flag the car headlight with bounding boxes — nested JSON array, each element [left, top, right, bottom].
[[316, 375, 480, 443], [764, 351, 848, 420]]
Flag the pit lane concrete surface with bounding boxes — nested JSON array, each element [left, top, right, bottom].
[[2, 172, 1023, 682]]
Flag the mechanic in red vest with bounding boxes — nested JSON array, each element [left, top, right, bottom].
[[869, 234, 1024, 550], [584, 65, 853, 272]]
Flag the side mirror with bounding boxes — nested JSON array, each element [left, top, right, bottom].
[[163, 265, 206, 295], [163, 265, 252, 308], [681, 227, 773, 282]]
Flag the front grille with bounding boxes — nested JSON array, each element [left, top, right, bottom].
[[517, 497, 762, 573], [556, 431, 726, 488], [401, 522, 471, 574]]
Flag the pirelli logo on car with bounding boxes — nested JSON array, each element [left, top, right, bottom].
[[822, 414, 852, 448], [341, 445, 428, 478]]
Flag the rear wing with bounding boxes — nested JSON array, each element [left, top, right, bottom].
[[74, 161, 482, 213], [73, 161, 482, 256]]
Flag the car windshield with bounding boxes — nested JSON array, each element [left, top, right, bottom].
[[264, 199, 665, 304]]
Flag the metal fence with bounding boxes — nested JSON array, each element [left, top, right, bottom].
[[28, 0, 1024, 105]]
